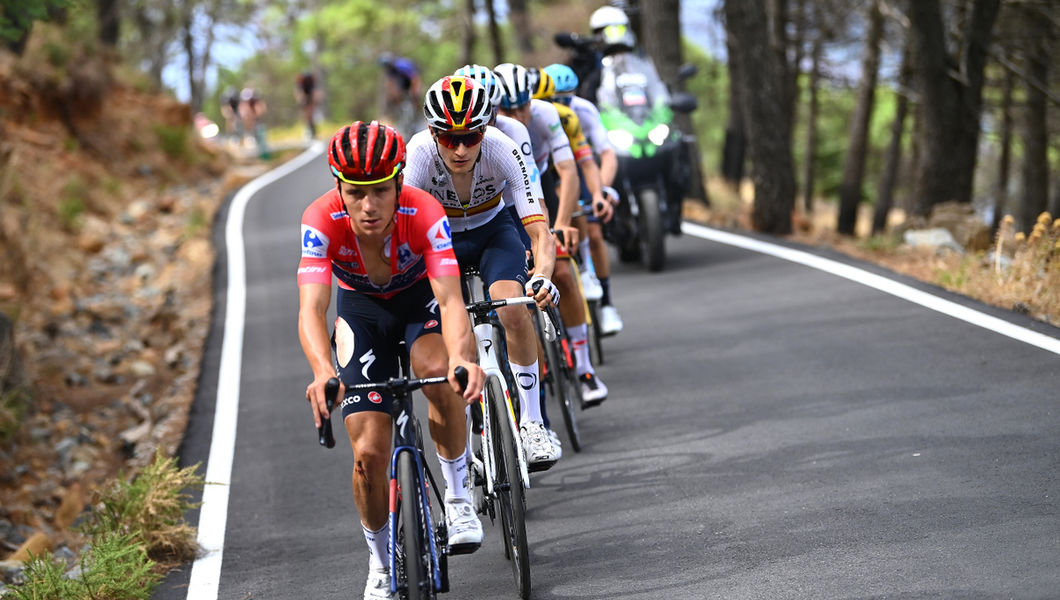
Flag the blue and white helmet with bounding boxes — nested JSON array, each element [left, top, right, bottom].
[[455, 64, 502, 107], [543, 63, 579, 94], [492, 63, 531, 109]]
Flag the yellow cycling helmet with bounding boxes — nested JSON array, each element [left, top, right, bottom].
[[529, 68, 556, 100]]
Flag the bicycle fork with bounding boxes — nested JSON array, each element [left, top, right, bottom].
[[473, 322, 531, 491]]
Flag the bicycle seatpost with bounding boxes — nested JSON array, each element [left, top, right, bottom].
[[318, 377, 340, 448]]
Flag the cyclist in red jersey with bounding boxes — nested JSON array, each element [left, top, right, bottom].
[[298, 121, 485, 600]]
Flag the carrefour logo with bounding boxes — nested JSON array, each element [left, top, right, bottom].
[[301, 225, 328, 258], [427, 217, 453, 252]]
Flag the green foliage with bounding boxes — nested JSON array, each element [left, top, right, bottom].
[[154, 124, 189, 160], [0, 0, 69, 47], [4, 532, 159, 600], [683, 41, 728, 176], [80, 450, 203, 564]]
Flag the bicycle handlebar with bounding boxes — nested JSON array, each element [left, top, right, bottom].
[[318, 377, 340, 448], [316, 367, 469, 448], [465, 296, 536, 315]]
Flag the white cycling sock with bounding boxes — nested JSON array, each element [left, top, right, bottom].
[[437, 453, 471, 502], [510, 360, 543, 425], [362, 523, 389, 570], [567, 323, 593, 376]]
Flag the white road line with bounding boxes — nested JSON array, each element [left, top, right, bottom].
[[681, 221, 1060, 357], [187, 142, 324, 600]]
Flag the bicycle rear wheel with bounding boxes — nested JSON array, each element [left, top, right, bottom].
[[397, 452, 433, 600], [537, 309, 582, 452], [587, 298, 604, 366], [489, 378, 531, 599]]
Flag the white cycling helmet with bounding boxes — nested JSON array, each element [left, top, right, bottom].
[[589, 5, 629, 31], [454, 64, 502, 107], [492, 63, 531, 109]]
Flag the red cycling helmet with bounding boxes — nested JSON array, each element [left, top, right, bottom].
[[328, 121, 406, 185]]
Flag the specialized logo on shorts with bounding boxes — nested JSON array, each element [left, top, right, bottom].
[[426, 298, 439, 314], [368, 391, 383, 404], [301, 225, 328, 258], [425, 319, 439, 329], [517, 372, 537, 390], [427, 217, 453, 252], [360, 349, 376, 379]]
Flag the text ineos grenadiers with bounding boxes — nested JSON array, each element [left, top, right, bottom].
[[512, 148, 530, 199]]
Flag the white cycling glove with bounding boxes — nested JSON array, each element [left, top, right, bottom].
[[525, 274, 560, 306]]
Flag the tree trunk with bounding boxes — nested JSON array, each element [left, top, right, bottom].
[[97, 0, 120, 46], [837, 0, 884, 236], [802, 32, 822, 213], [991, 68, 1014, 233], [507, 0, 533, 54], [907, 0, 1001, 216], [873, 44, 912, 235], [724, 0, 796, 234], [484, 0, 504, 64], [462, 0, 476, 67], [720, 31, 746, 185], [1018, 10, 1049, 234]]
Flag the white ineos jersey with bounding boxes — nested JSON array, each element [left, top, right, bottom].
[[527, 99, 574, 172], [404, 127, 546, 232], [569, 95, 612, 154], [494, 114, 545, 201]]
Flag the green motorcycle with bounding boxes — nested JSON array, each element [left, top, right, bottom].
[[597, 58, 697, 271]]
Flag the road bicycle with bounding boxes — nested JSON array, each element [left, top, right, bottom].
[[534, 300, 584, 452], [317, 359, 470, 600], [461, 266, 533, 599]]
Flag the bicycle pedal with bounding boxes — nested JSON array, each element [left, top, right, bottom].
[[446, 541, 481, 556]]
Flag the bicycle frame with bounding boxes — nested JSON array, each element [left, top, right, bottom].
[[463, 271, 533, 493]]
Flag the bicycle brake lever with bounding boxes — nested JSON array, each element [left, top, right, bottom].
[[319, 377, 339, 448]]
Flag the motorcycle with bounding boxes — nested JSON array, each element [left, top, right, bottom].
[[555, 33, 698, 272]]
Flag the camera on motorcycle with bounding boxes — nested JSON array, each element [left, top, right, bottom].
[[668, 92, 698, 114], [554, 32, 591, 50]]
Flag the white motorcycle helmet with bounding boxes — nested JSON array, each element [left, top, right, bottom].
[[589, 5, 635, 50]]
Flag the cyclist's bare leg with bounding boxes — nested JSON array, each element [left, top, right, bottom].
[[553, 259, 587, 328], [489, 279, 538, 366], [343, 412, 393, 530], [588, 222, 609, 280], [409, 333, 466, 461]]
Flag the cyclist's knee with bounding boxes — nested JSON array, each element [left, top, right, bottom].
[[350, 443, 388, 480]]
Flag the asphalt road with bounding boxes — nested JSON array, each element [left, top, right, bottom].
[[156, 148, 1060, 600]]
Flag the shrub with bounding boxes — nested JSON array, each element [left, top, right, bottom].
[[80, 450, 203, 565], [4, 532, 159, 600]]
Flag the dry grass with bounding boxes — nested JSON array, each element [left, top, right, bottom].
[[684, 178, 1060, 326]]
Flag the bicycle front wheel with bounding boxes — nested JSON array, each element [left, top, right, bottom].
[[397, 452, 432, 600], [489, 378, 531, 599]]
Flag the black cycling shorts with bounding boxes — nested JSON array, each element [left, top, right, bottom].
[[452, 209, 529, 292], [333, 278, 441, 419]]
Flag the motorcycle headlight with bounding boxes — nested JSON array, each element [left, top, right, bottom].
[[648, 124, 670, 146], [608, 129, 635, 151]]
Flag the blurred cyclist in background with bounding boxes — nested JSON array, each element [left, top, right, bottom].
[[378, 54, 425, 139], [294, 70, 321, 140]]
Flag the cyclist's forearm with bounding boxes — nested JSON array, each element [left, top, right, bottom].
[[554, 159, 579, 228], [579, 156, 604, 200], [525, 221, 556, 279], [599, 149, 617, 188], [298, 307, 334, 378], [439, 300, 476, 364]]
